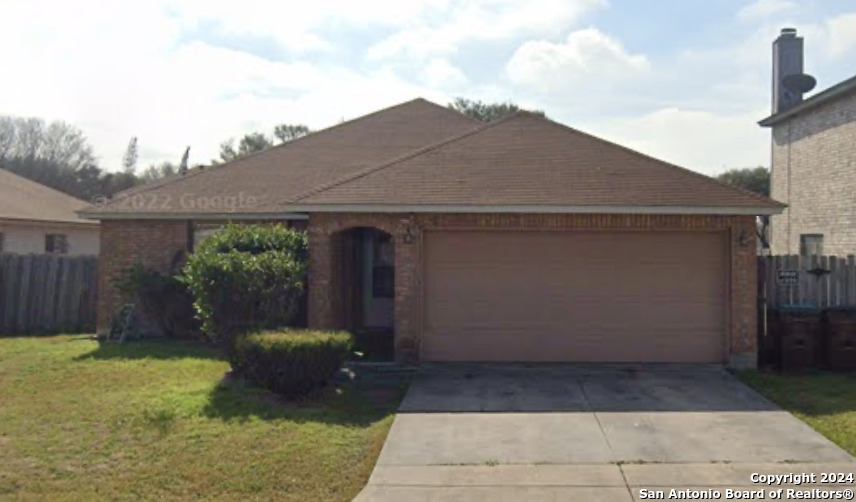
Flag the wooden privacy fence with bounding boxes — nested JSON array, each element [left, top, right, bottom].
[[0, 253, 98, 334], [760, 254, 856, 309]]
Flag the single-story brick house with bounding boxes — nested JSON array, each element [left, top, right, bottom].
[[81, 99, 784, 367]]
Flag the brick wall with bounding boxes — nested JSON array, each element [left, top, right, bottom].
[[307, 213, 420, 358], [97, 220, 190, 333], [308, 212, 758, 367], [770, 91, 856, 255], [99, 214, 757, 365]]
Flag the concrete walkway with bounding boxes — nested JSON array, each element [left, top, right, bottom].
[[354, 365, 855, 501]]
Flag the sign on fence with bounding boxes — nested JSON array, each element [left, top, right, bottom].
[[0, 253, 98, 334], [776, 270, 799, 286], [761, 254, 856, 308]]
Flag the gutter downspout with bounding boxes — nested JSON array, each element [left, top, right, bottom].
[[786, 119, 793, 255]]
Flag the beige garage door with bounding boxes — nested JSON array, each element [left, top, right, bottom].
[[422, 231, 727, 363]]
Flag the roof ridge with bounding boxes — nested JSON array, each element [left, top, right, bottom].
[[526, 115, 785, 208], [284, 112, 525, 203], [421, 97, 484, 124], [83, 98, 476, 213]]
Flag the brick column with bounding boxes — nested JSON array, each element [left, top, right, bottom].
[[307, 222, 336, 330], [97, 220, 190, 334], [307, 213, 421, 361], [729, 215, 759, 369], [393, 216, 421, 362]]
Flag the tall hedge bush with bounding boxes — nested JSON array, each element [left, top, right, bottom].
[[181, 224, 308, 363]]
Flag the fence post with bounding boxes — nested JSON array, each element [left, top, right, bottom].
[[848, 255, 856, 307]]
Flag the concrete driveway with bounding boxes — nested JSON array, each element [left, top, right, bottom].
[[354, 365, 855, 501]]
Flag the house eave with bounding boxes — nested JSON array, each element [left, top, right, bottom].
[[759, 73, 856, 127], [83, 204, 784, 219], [0, 216, 99, 228], [282, 204, 785, 216], [79, 212, 310, 221]]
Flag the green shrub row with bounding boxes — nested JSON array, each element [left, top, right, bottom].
[[115, 225, 347, 397], [235, 329, 353, 398]]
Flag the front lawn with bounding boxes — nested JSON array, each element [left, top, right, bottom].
[[0, 335, 409, 501], [738, 371, 856, 456]]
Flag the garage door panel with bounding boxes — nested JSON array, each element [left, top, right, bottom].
[[422, 231, 727, 363], [427, 275, 724, 301], [424, 329, 723, 363], [429, 266, 723, 299], [426, 298, 724, 332]]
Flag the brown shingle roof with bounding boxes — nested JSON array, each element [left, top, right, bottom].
[[83, 98, 480, 216], [291, 112, 784, 212], [82, 98, 783, 218], [0, 168, 97, 225]]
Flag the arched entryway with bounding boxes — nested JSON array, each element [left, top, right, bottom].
[[334, 227, 395, 358]]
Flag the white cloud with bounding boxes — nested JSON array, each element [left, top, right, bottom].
[[2, 0, 854, 178], [164, 0, 451, 53], [585, 107, 770, 175], [824, 12, 856, 59], [0, 1, 448, 170], [506, 28, 650, 92], [422, 59, 469, 88], [367, 0, 607, 61], [737, 0, 796, 23], [0, 0, 607, 171]]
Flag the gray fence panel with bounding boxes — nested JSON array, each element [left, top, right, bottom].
[[762, 254, 856, 308], [0, 253, 98, 334]]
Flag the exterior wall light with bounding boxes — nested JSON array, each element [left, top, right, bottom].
[[738, 230, 750, 247], [402, 213, 416, 244]]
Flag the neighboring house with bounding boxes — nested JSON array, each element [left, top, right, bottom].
[[81, 99, 783, 367], [760, 28, 856, 257], [0, 168, 99, 255]]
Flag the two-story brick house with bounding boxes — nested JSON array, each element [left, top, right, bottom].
[[761, 28, 856, 256]]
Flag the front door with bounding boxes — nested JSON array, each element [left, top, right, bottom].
[[362, 230, 394, 328]]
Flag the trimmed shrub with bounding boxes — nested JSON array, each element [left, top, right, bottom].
[[197, 224, 307, 260], [113, 263, 199, 338], [235, 329, 353, 397], [181, 224, 308, 363]]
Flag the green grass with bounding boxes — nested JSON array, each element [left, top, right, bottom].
[[0, 335, 409, 501], [737, 371, 856, 456]]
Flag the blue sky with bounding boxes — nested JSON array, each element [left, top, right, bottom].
[[1, 0, 854, 175]]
